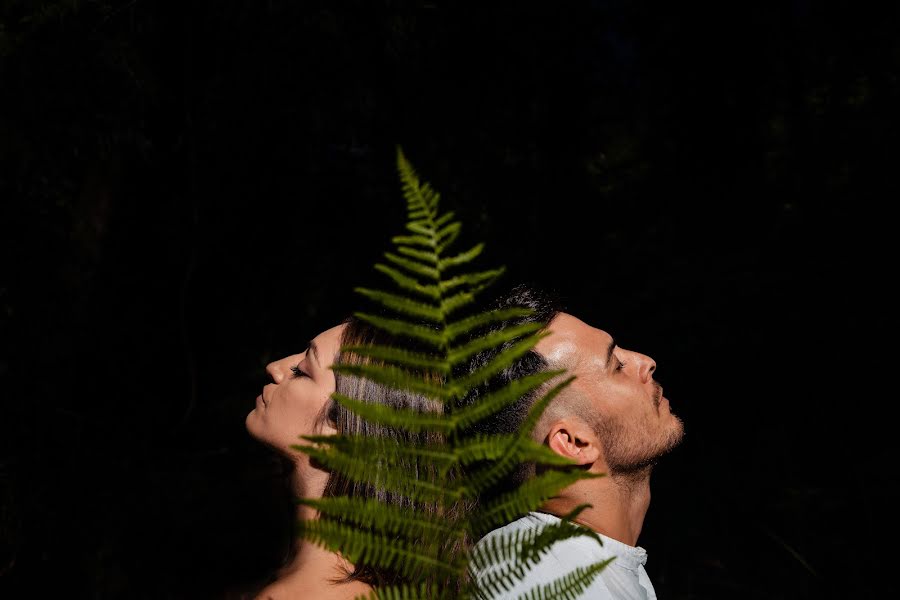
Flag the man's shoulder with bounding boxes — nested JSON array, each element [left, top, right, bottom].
[[478, 511, 612, 556], [473, 512, 615, 598]]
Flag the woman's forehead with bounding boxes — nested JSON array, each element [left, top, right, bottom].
[[315, 322, 347, 341], [311, 323, 348, 363]]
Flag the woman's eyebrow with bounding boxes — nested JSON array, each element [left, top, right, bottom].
[[308, 340, 320, 366]]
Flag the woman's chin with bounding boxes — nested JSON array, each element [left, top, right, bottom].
[[245, 409, 262, 438]]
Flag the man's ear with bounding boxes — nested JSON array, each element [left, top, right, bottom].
[[546, 419, 600, 465]]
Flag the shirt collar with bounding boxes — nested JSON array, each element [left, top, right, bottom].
[[529, 511, 649, 571]]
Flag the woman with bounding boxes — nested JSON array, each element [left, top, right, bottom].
[[245, 321, 373, 599], [244, 317, 449, 598]]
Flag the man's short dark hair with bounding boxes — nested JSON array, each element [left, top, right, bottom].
[[466, 283, 562, 484]]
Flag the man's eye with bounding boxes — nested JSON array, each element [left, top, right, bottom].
[[615, 357, 627, 371], [290, 365, 309, 378]]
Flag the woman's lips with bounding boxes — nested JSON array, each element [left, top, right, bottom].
[[257, 394, 266, 408]]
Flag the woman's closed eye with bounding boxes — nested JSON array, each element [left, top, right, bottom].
[[290, 364, 310, 379]]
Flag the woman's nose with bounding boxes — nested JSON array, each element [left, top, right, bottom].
[[265, 361, 284, 384]]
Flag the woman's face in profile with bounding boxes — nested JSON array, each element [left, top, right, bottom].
[[245, 323, 345, 455]]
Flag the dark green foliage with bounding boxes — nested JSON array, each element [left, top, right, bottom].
[[293, 148, 610, 599]]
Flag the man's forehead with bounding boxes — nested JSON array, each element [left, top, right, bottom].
[[535, 312, 613, 366]]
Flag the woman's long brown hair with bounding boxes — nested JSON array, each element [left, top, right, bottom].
[[319, 315, 470, 592]]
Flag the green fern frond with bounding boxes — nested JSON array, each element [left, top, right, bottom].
[[439, 290, 477, 316], [458, 377, 581, 499], [444, 307, 535, 341], [383, 253, 441, 280], [396, 147, 432, 207], [446, 370, 562, 432], [353, 313, 444, 347], [397, 246, 440, 265], [419, 182, 440, 207], [298, 518, 460, 578], [301, 434, 456, 472], [468, 505, 600, 586], [309, 148, 597, 599], [467, 512, 604, 598], [391, 234, 434, 248], [469, 528, 533, 573], [469, 560, 529, 598], [469, 519, 609, 600], [340, 343, 449, 372], [451, 435, 522, 465], [405, 221, 433, 236], [439, 268, 506, 294], [330, 368, 567, 438], [516, 507, 602, 566], [513, 560, 614, 600], [354, 289, 444, 323], [454, 333, 552, 393], [293, 444, 458, 504], [467, 505, 596, 575], [330, 392, 452, 434], [438, 243, 484, 271], [331, 363, 450, 401], [434, 211, 455, 228], [516, 440, 585, 467], [471, 470, 601, 535], [299, 497, 460, 541], [518, 376, 576, 440], [447, 323, 547, 365], [454, 436, 576, 469], [468, 527, 600, 599], [374, 264, 441, 300], [436, 222, 462, 253]]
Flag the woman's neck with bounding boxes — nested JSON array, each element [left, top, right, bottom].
[[276, 534, 348, 581], [255, 462, 371, 599], [282, 461, 333, 574]]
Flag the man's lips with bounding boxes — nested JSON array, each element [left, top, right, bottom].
[[656, 385, 672, 411], [257, 393, 267, 408]]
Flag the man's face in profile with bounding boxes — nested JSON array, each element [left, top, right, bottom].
[[536, 313, 684, 475]]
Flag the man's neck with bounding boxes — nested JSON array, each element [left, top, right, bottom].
[[542, 468, 652, 546]]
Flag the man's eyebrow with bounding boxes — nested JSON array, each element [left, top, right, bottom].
[[605, 337, 617, 366], [308, 340, 320, 366]]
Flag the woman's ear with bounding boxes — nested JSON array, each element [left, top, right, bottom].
[[319, 420, 337, 436], [546, 419, 601, 465], [315, 399, 339, 436]]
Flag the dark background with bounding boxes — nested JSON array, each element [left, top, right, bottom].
[[1, 1, 896, 598]]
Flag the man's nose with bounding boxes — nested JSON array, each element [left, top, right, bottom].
[[643, 355, 657, 383], [632, 351, 656, 383]]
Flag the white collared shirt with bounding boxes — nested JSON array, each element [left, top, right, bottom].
[[473, 511, 657, 599]]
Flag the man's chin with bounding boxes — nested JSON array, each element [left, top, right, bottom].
[[666, 416, 686, 450]]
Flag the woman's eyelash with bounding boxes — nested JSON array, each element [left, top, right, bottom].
[[290, 365, 309, 378]]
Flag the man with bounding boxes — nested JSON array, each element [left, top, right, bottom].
[[472, 286, 685, 599]]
